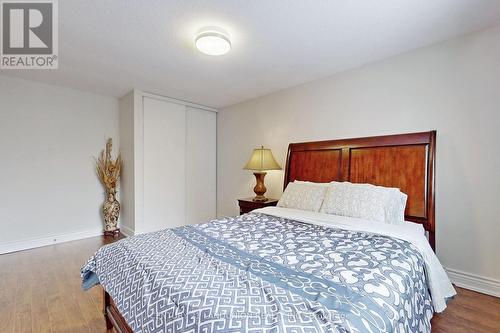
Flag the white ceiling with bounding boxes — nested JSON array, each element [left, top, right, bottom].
[[2, 0, 500, 108]]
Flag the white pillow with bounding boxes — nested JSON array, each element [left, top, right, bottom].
[[320, 182, 407, 224], [277, 182, 328, 212], [391, 190, 408, 224]]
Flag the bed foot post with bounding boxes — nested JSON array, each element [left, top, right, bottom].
[[105, 313, 113, 330], [103, 290, 113, 329], [429, 232, 436, 251], [104, 312, 113, 330]]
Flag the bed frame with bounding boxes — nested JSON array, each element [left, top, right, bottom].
[[104, 130, 437, 332]]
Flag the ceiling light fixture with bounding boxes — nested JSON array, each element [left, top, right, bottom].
[[195, 27, 231, 56]]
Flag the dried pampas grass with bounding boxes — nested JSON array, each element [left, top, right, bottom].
[[95, 138, 122, 192]]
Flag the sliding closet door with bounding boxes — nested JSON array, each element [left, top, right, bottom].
[[185, 107, 216, 225], [143, 97, 186, 232]]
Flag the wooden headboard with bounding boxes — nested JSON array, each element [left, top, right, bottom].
[[283, 131, 436, 249]]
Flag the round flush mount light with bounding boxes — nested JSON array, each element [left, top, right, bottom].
[[195, 27, 231, 56]]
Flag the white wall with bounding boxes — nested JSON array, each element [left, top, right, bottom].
[[218, 26, 500, 285], [118, 91, 136, 236], [0, 75, 119, 252]]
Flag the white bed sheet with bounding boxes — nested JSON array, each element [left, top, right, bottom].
[[254, 206, 456, 312]]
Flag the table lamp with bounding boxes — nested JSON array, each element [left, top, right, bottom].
[[243, 146, 282, 202]]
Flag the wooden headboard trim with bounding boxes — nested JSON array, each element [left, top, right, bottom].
[[283, 131, 436, 249]]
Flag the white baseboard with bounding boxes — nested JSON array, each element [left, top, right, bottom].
[[446, 267, 500, 297], [120, 225, 135, 237], [0, 227, 103, 254]]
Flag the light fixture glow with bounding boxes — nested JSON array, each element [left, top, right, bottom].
[[195, 27, 231, 56]]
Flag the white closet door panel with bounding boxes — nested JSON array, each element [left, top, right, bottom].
[[143, 97, 186, 232], [185, 107, 216, 225]]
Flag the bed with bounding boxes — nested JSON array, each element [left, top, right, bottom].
[[82, 131, 456, 333]]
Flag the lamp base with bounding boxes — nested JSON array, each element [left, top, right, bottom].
[[252, 172, 268, 202], [252, 195, 268, 202]]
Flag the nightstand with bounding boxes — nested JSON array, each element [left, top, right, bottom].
[[238, 198, 279, 215]]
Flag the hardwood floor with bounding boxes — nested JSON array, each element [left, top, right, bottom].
[[431, 287, 500, 332], [0, 235, 121, 333], [0, 235, 499, 333]]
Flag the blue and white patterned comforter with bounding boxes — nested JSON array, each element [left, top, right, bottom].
[[82, 212, 441, 333]]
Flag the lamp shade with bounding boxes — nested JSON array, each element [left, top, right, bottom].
[[243, 146, 282, 171]]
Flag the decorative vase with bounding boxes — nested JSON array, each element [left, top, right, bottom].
[[103, 189, 120, 236]]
